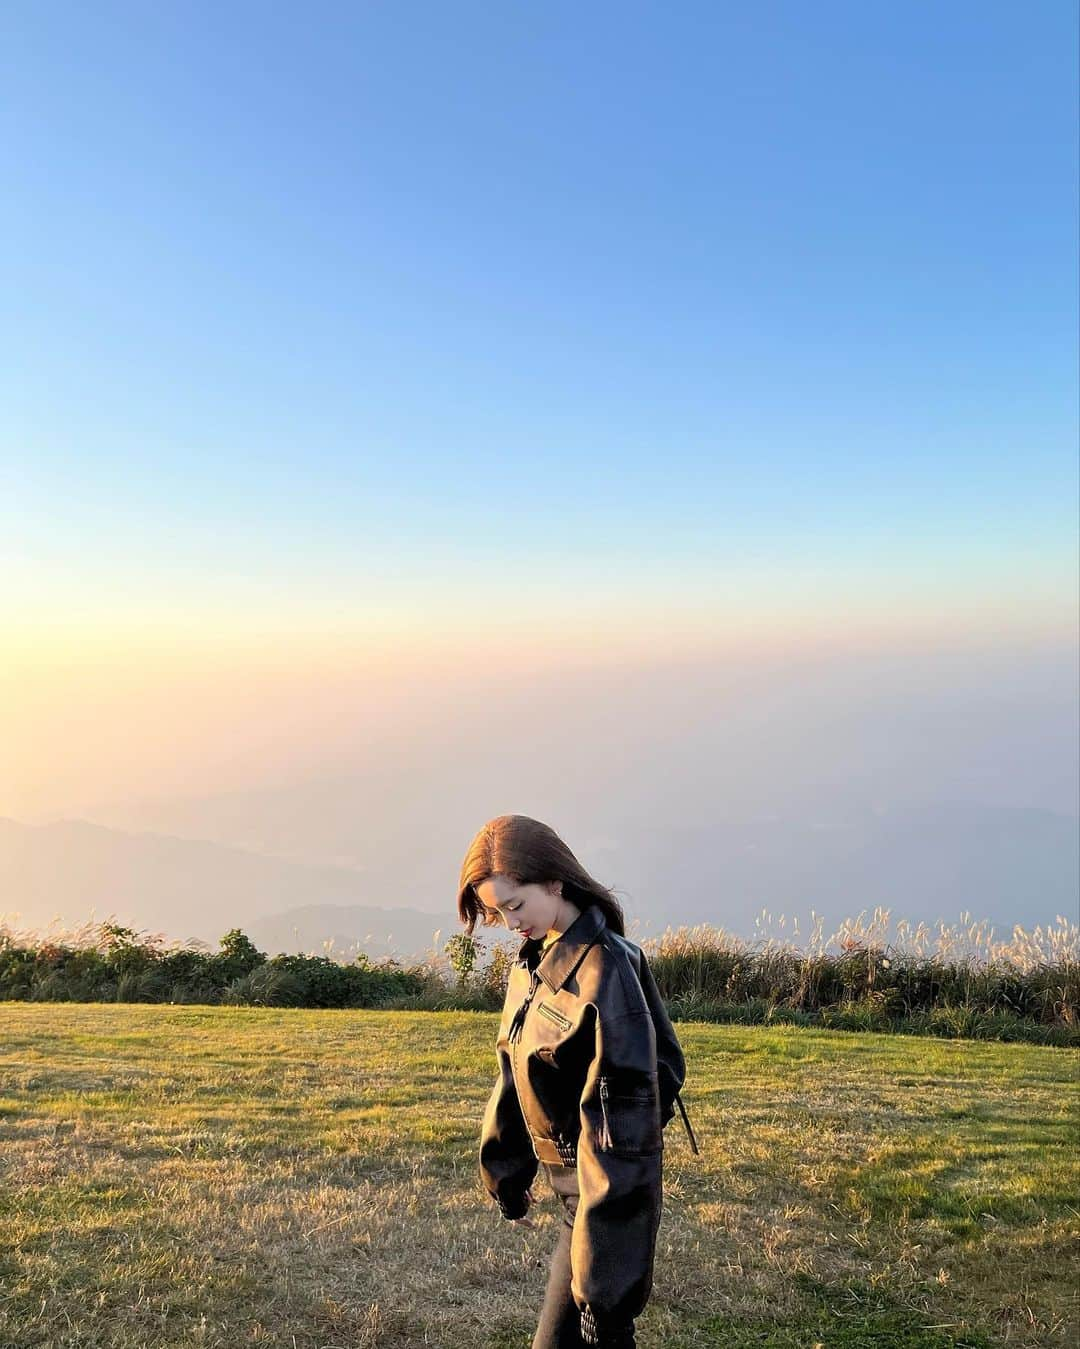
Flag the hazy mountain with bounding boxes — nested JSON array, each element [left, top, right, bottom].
[[244, 903, 460, 963], [622, 801, 1079, 940], [2, 799, 1075, 957], [60, 639, 1077, 948], [0, 817, 443, 950]]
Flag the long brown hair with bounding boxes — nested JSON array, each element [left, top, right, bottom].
[[457, 814, 626, 938]]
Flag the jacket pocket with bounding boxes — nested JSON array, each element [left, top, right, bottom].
[[596, 1074, 663, 1156], [537, 1001, 572, 1032]]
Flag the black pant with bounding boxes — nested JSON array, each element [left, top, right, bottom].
[[532, 1164, 637, 1349]]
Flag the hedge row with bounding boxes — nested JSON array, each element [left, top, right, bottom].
[[0, 925, 426, 1009], [2, 922, 1077, 1047]]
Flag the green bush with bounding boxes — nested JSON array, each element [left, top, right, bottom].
[[214, 929, 267, 983], [2, 914, 1076, 1046], [223, 964, 306, 1007]]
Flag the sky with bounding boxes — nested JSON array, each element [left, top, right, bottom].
[[1, 1, 1077, 835]]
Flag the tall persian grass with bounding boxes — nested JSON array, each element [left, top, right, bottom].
[[640, 907, 1079, 1035]]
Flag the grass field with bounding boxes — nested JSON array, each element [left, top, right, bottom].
[[1, 1006, 1076, 1348]]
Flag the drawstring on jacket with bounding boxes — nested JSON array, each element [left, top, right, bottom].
[[674, 1091, 699, 1154]]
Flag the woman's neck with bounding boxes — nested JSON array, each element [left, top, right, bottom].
[[545, 898, 582, 943]]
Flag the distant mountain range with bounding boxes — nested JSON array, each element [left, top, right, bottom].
[[623, 801, 1079, 940], [242, 904, 468, 963], [0, 817, 447, 956], [1, 801, 1076, 957]]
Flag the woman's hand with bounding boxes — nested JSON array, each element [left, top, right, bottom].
[[511, 1185, 538, 1227]]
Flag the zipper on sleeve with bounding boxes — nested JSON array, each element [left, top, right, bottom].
[[597, 1074, 614, 1151]]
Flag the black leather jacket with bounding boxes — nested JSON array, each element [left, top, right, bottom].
[[479, 903, 692, 1344]]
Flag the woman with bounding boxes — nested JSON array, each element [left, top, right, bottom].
[[458, 814, 696, 1349]]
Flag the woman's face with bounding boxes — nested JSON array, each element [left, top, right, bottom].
[[474, 874, 564, 940]]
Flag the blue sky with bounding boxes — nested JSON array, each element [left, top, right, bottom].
[[2, 1, 1077, 634], [1, 1, 1077, 829]]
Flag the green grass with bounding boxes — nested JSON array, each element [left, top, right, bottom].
[[1, 1005, 1076, 1348]]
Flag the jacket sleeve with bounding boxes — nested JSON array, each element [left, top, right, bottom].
[[636, 948, 686, 1128], [570, 1006, 664, 1343], [478, 1042, 539, 1219]]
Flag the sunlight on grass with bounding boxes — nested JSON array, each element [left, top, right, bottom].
[[1, 1004, 1076, 1347]]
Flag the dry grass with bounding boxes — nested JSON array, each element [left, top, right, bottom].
[[639, 906, 1080, 973], [1, 1005, 1076, 1347], [5, 905, 1077, 975]]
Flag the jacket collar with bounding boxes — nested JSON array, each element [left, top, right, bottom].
[[518, 902, 608, 992]]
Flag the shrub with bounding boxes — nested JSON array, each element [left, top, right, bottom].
[[223, 964, 306, 1007], [444, 933, 479, 989], [2, 908, 1076, 1046], [213, 930, 267, 983]]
